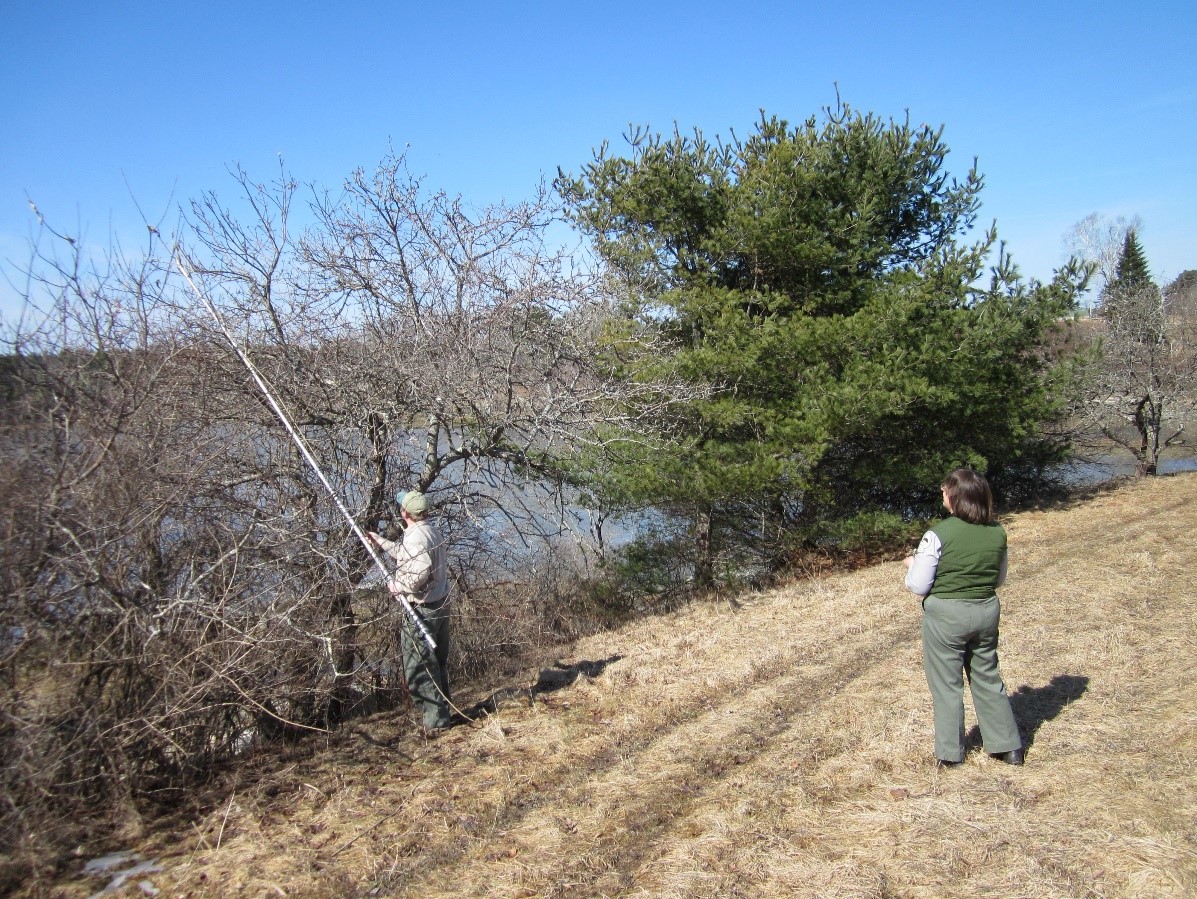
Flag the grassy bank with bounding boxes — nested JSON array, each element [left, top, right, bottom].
[[21, 474, 1197, 898]]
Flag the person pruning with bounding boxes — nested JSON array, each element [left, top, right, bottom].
[[369, 490, 453, 733]]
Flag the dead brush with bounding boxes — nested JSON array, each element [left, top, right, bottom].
[[13, 473, 1197, 898]]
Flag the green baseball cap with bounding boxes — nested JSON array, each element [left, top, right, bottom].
[[397, 490, 428, 516]]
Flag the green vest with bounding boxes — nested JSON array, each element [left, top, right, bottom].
[[929, 517, 1007, 599]]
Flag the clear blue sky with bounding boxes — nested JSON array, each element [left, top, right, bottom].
[[3, 0, 1194, 319]]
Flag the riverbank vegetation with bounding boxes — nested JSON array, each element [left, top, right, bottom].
[[14, 472, 1197, 897]]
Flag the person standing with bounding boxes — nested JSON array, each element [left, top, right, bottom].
[[904, 468, 1023, 767], [368, 490, 453, 733]]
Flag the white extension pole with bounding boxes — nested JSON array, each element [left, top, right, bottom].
[[175, 256, 436, 650]]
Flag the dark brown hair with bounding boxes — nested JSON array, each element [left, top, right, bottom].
[[941, 468, 994, 525]]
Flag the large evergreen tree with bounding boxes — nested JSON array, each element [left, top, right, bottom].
[[560, 104, 1088, 585], [1109, 230, 1153, 291]]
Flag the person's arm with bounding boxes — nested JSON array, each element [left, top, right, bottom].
[[904, 530, 942, 597], [367, 531, 400, 556], [997, 546, 1008, 587]]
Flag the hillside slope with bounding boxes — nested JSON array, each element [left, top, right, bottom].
[[44, 475, 1197, 898]]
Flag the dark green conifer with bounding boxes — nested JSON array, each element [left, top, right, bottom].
[[561, 104, 1089, 583], [1101, 230, 1162, 339], [1101, 230, 1154, 311]]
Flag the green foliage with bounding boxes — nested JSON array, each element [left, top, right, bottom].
[[581, 528, 696, 615], [1109, 230, 1153, 294], [812, 509, 923, 554], [560, 102, 1089, 580]]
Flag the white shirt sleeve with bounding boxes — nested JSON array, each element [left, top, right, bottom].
[[374, 533, 400, 556], [905, 530, 942, 597]]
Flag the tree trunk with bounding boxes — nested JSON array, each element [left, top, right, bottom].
[[326, 587, 358, 725], [1134, 394, 1162, 476], [694, 506, 713, 590]]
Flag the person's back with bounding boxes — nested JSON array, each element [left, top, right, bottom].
[[903, 468, 1023, 767], [400, 518, 449, 606], [929, 517, 1007, 600]]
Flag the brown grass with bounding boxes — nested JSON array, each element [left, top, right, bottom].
[[22, 474, 1197, 898]]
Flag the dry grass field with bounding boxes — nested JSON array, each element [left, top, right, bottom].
[[30, 474, 1197, 898]]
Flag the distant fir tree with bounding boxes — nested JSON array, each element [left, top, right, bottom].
[[1101, 230, 1163, 344], [1113, 230, 1152, 288], [1101, 230, 1159, 325]]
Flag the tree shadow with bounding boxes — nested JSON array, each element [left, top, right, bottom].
[[463, 655, 624, 718], [965, 672, 1089, 752]]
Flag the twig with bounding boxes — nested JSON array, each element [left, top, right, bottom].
[[331, 810, 403, 856], [215, 791, 236, 850]]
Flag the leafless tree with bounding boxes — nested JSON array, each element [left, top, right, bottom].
[[0, 153, 697, 872], [181, 151, 698, 679], [1065, 212, 1142, 314], [1079, 286, 1197, 475], [1164, 270, 1197, 320], [1064, 215, 1195, 475]]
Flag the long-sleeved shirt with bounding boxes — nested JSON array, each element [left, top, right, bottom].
[[375, 520, 449, 606]]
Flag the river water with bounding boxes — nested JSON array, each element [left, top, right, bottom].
[[1054, 452, 1197, 486]]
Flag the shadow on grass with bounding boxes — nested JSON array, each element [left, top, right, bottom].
[[966, 672, 1089, 753], [463, 655, 624, 718]]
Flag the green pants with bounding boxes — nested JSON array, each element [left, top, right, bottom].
[[400, 600, 451, 729], [921, 595, 1021, 762]]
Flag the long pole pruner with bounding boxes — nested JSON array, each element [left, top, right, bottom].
[[174, 254, 436, 651]]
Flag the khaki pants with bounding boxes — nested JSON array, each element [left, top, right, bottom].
[[921, 595, 1021, 762]]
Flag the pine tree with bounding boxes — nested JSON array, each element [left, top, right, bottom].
[[1111, 230, 1152, 290], [561, 103, 1089, 583]]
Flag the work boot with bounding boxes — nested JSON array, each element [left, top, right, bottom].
[[991, 748, 1024, 766]]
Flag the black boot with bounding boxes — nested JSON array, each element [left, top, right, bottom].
[[992, 748, 1024, 766]]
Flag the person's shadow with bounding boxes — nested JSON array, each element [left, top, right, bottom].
[[463, 655, 624, 718], [966, 672, 1089, 753]]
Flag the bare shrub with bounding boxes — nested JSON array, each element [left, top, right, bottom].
[[0, 154, 695, 869]]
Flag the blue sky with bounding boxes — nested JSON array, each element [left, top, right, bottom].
[[2, 0, 1194, 318]]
